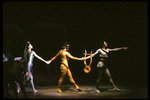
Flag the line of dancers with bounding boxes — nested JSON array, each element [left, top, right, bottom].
[[14, 40, 128, 94]]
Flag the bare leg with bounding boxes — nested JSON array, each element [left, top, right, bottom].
[[67, 68, 81, 91], [96, 69, 104, 89], [29, 72, 38, 93], [105, 68, 120, 91], [57, 65, 67, 93], [95, 68, 104, 93]]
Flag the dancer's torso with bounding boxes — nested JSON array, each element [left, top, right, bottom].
[[26, 51, 34, 72], [97, 48, 109, 68], [99, 48, 109, 60], [28, 51, 34, 64], [60, 50, 69, 67]]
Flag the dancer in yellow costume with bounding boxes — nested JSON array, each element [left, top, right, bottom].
[[47, 42, 85, 93]]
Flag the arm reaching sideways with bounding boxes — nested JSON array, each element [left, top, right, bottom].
[[47, 50, 60, 64], [86, 49, 100, 59], [32, 51, 47, 63], [108, 47, 129, 51], [48, 50, 85, 64], [66, 52, 83, 60], [49, 51, 60, 62]]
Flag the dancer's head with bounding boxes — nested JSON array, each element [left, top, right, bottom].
[[62, 42, 70, 51], [27, 41, 33, 50], [25, 41, 33, 50], [101, 40, 108, 48], [103, 41, 108, 47]]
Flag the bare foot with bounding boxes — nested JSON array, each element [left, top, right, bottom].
[[57, 88, 62, 93]]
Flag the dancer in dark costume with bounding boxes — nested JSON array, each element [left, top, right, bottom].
[[47, 42, 85, 93], [3, 56, 28, 99], [86, 40, 128, 93]]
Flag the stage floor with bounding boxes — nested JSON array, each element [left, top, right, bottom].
[[3, 83, 148, 99]]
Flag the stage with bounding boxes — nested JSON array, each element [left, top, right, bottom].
[[3, 83, 147, 99]]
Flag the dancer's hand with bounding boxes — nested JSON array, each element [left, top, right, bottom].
[[80, 57, 86, 61], [44, 61, 48, 64], [47, 61, 51, 64], [123, 47, 129, 51]]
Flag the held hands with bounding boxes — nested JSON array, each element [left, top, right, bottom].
[[47, 61, 51, 64], [45, 60, 51, 64], [80, 57, 86, 61]]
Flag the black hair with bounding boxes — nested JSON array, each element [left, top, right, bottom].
[[99, 39, 109, 49], [63, 42, 70, 46], [24, 41, 31, 61], [62, 42, 70, 49]]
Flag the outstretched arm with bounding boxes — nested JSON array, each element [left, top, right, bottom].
[[66, 52, 83, 60], [86, 49, 100, 59], [32, 51, 47, 63], [108, 47, 128, 52], [48, 51, 60, 64]]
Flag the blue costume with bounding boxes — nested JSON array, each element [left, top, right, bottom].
[[26, 51, 37, 93], [26, 51, 34, 74]]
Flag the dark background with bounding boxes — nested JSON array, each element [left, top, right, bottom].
[[3, 2, 148, 87]]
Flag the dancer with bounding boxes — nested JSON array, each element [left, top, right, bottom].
[[86, 40, 128, 93], [3, 56, 28, 99], [47, 42, 85, 93], [18, 41, 47, 93]]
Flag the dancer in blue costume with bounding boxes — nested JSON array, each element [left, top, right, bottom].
[[18, 41, 47, 93]]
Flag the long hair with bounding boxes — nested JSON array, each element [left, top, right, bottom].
[[24, 41, 30, 61]]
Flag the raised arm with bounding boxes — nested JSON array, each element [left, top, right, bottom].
[[32, 51, 47, 63]]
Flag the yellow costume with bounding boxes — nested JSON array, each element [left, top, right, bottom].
[[49, 44, 83, 93]]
